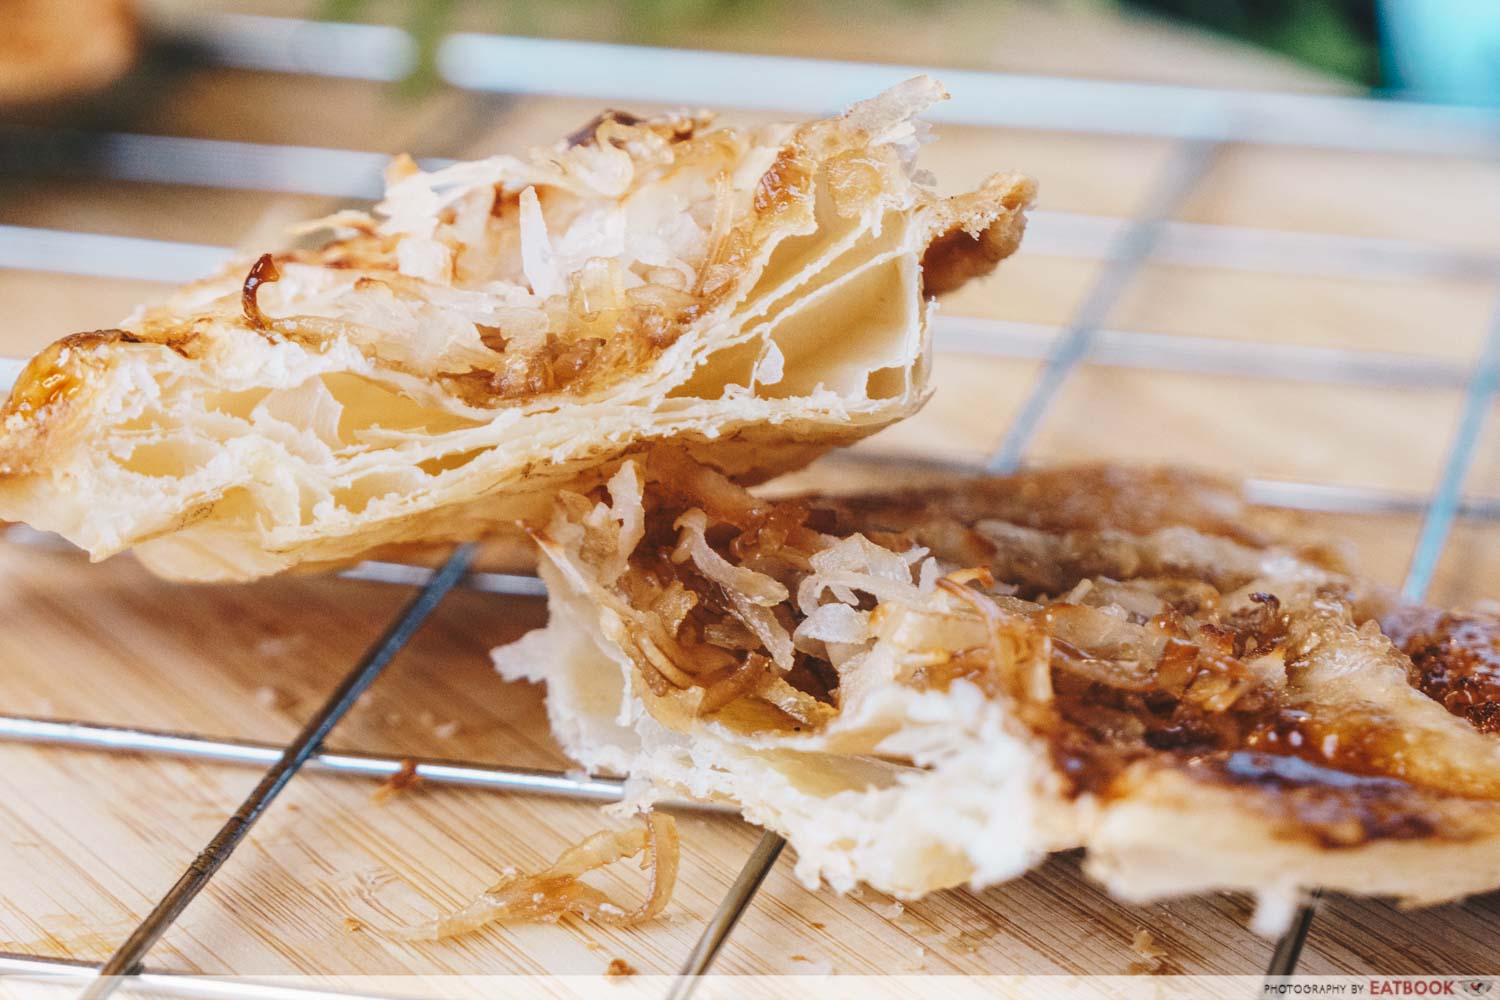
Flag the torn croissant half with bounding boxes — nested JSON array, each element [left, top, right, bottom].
[[496, 451, 1500, 932], [0, 76, 1032, 581]]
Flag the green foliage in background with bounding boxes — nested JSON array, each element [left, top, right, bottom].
[[321, 0, 455, 95], [1128, 0, 1381, 85], [321, 0, 765, 95], [321, 0, 1385, 94]]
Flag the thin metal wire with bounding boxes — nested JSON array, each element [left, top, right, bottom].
[[1263, 892, 1323, 981], [79, 544, 476, 998], [0, 127, 406, 198], [337, 560, 546, 596], [1264, 293, 1500, 978], [1241, 479, 1437, 516], [10, 476, 1500, 611], [0, 952, 402, 1000], [150, 12, 1500, 154], [0, 524, 547, 596], [1402, 300, 1500, 603], [0, 224, 230, 282], [0, 309, 1482, 398], [0, 357, 21, 391], [938, 318, 1472, 389], [0, 715, 628, 803], [665, 831, 786, 1000], [5, 141, 1498, 279], [986, 134, 1219, 473], [163, 12, 417, 83]]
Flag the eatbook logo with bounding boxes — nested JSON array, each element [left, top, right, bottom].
[[1366, 981, 1492, 996]]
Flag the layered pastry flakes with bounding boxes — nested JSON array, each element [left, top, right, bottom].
[[0, 78, 1032, 581]]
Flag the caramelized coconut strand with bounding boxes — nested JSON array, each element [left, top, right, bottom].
[[399, 813, 678, 939], [936, 575, 1052, 704], [240, 253, 280, 329], [699, 653, 776, 714]]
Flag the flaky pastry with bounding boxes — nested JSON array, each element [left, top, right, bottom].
[[0, 77, 1032, 581], [496, 453, 1500, 932]]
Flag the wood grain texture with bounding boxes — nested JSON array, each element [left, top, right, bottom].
[[1, 2, 1499, 982]]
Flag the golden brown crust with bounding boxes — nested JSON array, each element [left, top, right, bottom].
[[823, 464, 1260, 541], [1381, 606, 1500, 734], [919, 173, 1037, 296]]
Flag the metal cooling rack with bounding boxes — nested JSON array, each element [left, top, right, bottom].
[[1, 11, 1499, 997]]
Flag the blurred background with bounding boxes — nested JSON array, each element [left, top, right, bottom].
[[6, 0, 1500, 110]]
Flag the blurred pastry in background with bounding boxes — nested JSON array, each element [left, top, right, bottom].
[[0, 0, 137, 106]]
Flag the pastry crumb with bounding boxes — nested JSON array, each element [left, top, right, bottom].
[[372, 759, 423, 805], [343, 917, 364, 933], [605, 958, 636, 978], [253, 685, 290, 710], [1128, 928, 1169, 974], [255, 636, 302, 657], [946, 928, 986, 954]]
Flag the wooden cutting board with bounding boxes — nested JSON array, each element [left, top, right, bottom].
[[1, 0, 1499, 983]]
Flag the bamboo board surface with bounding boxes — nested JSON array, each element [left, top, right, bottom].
[[2, 0, 1500, 985]]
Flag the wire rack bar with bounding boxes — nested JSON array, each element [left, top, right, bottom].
[[4, 210, 1495, 289], [987, 135, 1218, 473], [165, 12, 416, 84], [1402, 300, 1500, 603], [0, 715, 631, 803], [336, 560, 545, 596], [0, 128, 408, 199], [153, 12, 1500, 155], [1265, 292, 1500, 978], [1240, 480, 1468, 517], [0, 524, 547, 596], [6, 127, 1499, 281], [79, 544, 476, 998], [940, 316, 1483, 393], [11, 478, 1500, 606], [1, 953, 401, 1000], [0, 224, 231, 283], [1263, 895, 1324, 982], [0, 315, 1477, 398], [665, 830, 786, 1000]]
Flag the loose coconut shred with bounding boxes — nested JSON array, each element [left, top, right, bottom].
[[399, 813, 679, 939]]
